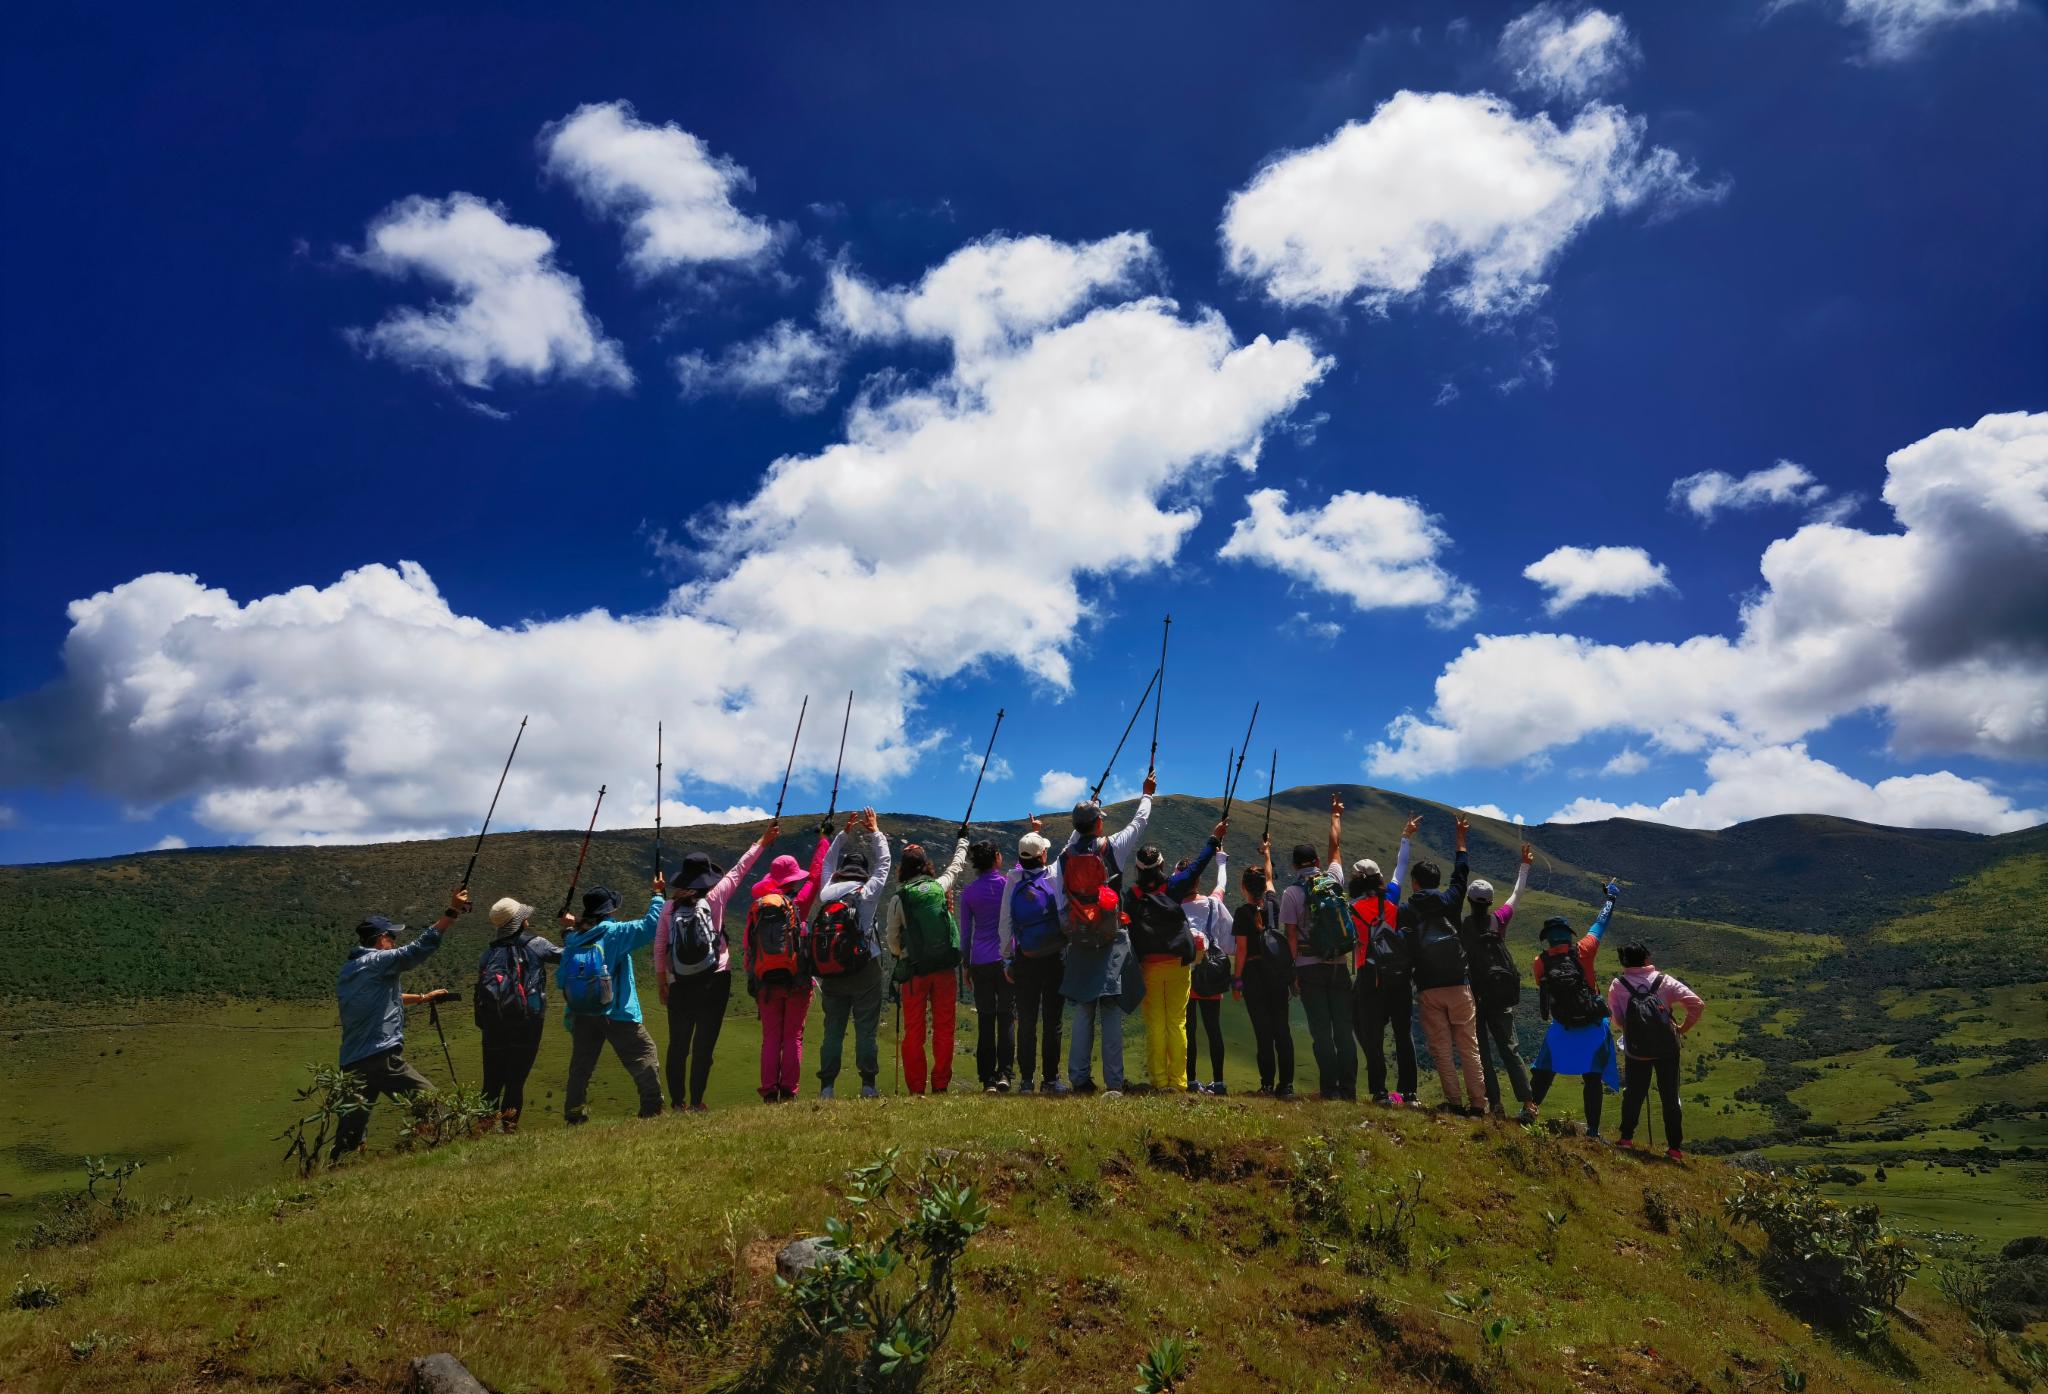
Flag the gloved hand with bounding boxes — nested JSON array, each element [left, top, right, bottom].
[[1605, 880, 1621, 901]]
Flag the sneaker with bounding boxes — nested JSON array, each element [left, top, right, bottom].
[[1664, 1148, 1685, 1164], [1387, 1091, 1406, 1108], [1185, 1081, 1205, 1094], [1370, 1092, 1390, 1106], [860, 1084, 880, 1100], [1517, 1103, 1540, 1125], [1275, 1086, 1298, 1101], [996, 1077, 1013, 1094], [777, 1089, 796, 1102], [690, 1103, 709, 1113], [985, 1083, 999, 1094], [1017, 1079, 1036, 1095], [1049, 1079, 1073, 1096], [1585, 1130, 1602, 1142], [1254, 1083, 1275, 1097], [818, 1084, 835, 1101], [1102, 1089, 1123, 1099], [1614, 1137, 1636, 1150], [1210, 1081, 1228, 1096]]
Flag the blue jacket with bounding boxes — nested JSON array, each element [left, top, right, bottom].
[[559, 896, 663, 1028], [336, 925, 443, 1067]]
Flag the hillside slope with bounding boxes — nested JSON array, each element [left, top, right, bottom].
[[0, 1095, 2006, 1393]]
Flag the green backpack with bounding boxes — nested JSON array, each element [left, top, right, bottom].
[[1302, 872, 1355, 960], [895, 877, 961, 979]]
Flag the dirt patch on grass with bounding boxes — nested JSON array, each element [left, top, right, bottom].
[[1143, 1134, 1271, 1183]]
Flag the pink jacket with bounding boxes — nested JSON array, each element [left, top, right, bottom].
[[1607, 965, 1705, 1055], [654, 839, 766, 986]]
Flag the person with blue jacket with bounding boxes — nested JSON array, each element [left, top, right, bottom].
[[557, 872, 667, 1123], [331, 886, 471, 1160]]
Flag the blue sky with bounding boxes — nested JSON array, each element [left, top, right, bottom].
[[3, 0, 2044, 863]]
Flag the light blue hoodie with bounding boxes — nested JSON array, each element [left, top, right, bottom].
[[559, 896, 664, 1028]]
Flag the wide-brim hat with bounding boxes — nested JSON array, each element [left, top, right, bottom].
[[582, 886, 622, 919], [489, 897, 535, 929], [1541, 915, 1574, 943], [677, 851, 722, 894], [754, 854, 810, 897]]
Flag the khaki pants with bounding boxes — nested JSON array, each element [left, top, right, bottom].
[[1417, 984, 1486, 1110], [564, 1015, 664, 1120]]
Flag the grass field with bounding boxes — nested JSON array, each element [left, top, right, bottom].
[[0, 1091, 2014, 1394]]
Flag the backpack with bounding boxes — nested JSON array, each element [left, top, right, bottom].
[[1540, 947, 1605, 1029], [1124, 882, 1190, 961], [474, 935, 540, 1027], [1301, 872, 1353, 960], [1353, 896, 1406, 984], [895, 877, 961, 978], [669, 899, 722, 977], [1189, 899, 1233, 996], [811, 895, 872, 977], [748, 892, 804, 983], [1463, 911, 1522, 1012], [1061, 843, 1122, 950], [1619, 973, 1680, 1059], [1010, 868, 1063, 957], [558, 934, 615, 1016], [1412, 905, 1468, 990]]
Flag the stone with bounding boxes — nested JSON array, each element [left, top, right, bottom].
[[776, 1236, 837, 1282], [407, 1353, 488, 1394]]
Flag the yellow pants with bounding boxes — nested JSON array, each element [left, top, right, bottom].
[[1141, 958, 1192, 1090]]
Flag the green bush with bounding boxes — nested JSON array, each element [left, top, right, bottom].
[[1725, 1168, 1918, 1344]]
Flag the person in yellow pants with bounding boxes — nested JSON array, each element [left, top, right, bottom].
[[1120, 820, 1227, 1092]]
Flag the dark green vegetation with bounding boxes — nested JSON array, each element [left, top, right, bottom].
[[0, 1095, 2016, 1392], [3, 786, 2042, 1247]]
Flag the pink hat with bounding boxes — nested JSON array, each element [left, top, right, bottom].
[[753, 854, 810, 898]]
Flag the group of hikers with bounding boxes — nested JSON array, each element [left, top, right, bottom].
[[333, 784, 1706, 1163]]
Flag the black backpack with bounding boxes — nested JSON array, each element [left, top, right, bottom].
[[474, 935, 539, 1027], [1540, 947, 1606, 1029], [1188, 898, 1233, 995], [1462, 910, 1522, 1012], [1124, 883, 1192, 962], [1619, 973, 1680, 1059], [1358, 896, 1411, 989], [1413, 919, 1467, 989]]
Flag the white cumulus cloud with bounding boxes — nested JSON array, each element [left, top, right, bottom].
[[0, 238, 1326, 846], [1781, 0, 2023, 63], [1034, 770, 1090, 809], [344, 193, 631, 392], [1369, 412, 2048, 786], [1549, 743, 2042, 833], [149, 834, 188, 851], [675, 322, 843, 413], [1600, 746, 1650, 777], [1221, 488, 1478, 624], [1499, 5, 1641, 101], [540, 100, 780, 277], [1669, 460, 1842, 522], [1222, 90, 1721, 318], [1523, 544, 1672, 614], [1465, 803, 1527, 825]]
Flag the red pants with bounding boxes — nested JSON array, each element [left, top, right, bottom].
[[758, 979, 812, 1099], [901, 971, 958, 1094]]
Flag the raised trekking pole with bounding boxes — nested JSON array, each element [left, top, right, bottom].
[[1221, 700, 1261, 820], [826, 690, 853, 825], [1089, 666, 1158, 804], [654, 721, 664, 881], [959, 708, 1005, 835], [772, 696, 809, 823], [1147, 614, 1171, 777], [427, 994, 460, 1087], [1261, 750, 1277, 844], [558, 785, 607, 922], [461, 715, 527, 891]]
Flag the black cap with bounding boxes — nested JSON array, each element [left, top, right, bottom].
[[677, 852, 721, 894], [837, 850, 870, 878], [1072, 800, 1103, 832], [1291, 842, 1318, 867], [355, 914, 402, 944], [582, 886, 621, 919]]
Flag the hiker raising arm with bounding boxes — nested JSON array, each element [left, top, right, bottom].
[[810, 809, 893, 1099], [1284, 793, 1358, 1101]]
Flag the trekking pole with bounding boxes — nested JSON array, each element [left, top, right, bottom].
[[826, 691, 853, 824], [427, 995, 460, 1087], [558, 785, 607, 921], [461, 716, 527, 890], [959, 709, 1005, 834], [1221, 701, 1261, 819], [1147, 614, 1171, 777], [654, 721, 663, 881], [772, 696, 809, 822], [1089, 666, 1158, 803], [1261, 750, 1277, 844]]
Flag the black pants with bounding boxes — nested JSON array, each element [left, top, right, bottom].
[[1475, 1004, 1533, 1109], [1240, 960, 1295, 1091], [1531, 1068, 1605, 1136], [665, 970, 732, 1108], [479, 1017, 545, 1116], [1353, 974, 1418, 1101], [969, 961, 1016, 1086], [1185, 997, 1224, 1084], [1620, 1054, 1683, 1149], [1010, 953, 1065, 1084], [332, 1048, 434, 1160]]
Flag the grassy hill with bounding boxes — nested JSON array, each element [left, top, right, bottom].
[[0, 1093, 2015, 1393]]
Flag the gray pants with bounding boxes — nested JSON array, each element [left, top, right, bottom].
[[1477, 1003, 1534, 1109], [564, 1015, 664, 1121], [333, 1048, 433, 1159], [818, 959, 884, 1087]]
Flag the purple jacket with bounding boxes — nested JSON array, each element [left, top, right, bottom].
[[960, 869, 1008, 966]]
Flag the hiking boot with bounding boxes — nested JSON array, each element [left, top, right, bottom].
[[1102, 1089, 1123, 1099], [777, 1089, 796, 1102], [818, 1084, 835, 1100], [1070, 1079, 1096, 1095], [1185, 1081, 1205, 1094], [1664, 1148, 1685, 1164], [995, 1076, 1013, 1094], [1517, 1103, 1540, 1125], [565, 1110, 589, 1126], [499, 1109, 520, 1134], [860, 1084, 881, 1099], [1275, 1086, 1298, 1101], [1210, 1081, 1228, 1096], [690, 1103, 709, 1113], [1049, 1079, 1074, 1096], [1255, 1083, 1275, 1097], [1016, 1078, 1036, 1094], [985, 1083, 999, 1094]]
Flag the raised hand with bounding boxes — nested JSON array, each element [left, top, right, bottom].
[[1029, 814, 1043, 833], [447, 888, 473, 916], [762, 821, 780, 847], [1211, 819, 1229, 841], [1520, 842, 1535, 865], [1330, 792, 1344, 815], [862, 807, 879, 833], [1605, 877, 1621, 901], [1403, 814, 1422, 840], [1143, 771, 1158, 797], [653, 870, 667, 894], [1453, 814, 1470, 851]]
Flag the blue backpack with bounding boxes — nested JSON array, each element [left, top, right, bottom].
[[1011, 869, 1063, 957], [558, 933, 615, 1016]]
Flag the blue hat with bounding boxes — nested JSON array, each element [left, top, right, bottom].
[[355, 914, 403, 944], [582, 886, 621, 919], [1541, 915, 1574, 944]]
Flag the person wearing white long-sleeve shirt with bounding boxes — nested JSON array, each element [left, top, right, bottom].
[[1052, 776, 1155, 1094], [1183, 849, 1232, 1092], [810, 809, 892, 1099]]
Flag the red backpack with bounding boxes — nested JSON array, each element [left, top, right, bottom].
[[1061, 845, 1121, 949], [748, 892, 803, 982], [811, 897, 871, 976]]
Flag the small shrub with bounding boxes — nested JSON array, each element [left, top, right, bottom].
[[1676, 1209, 1747, 1284], [276, 1065, 369, 1177], [1135, 1333, 1196, 1393], [1642, 1186, 1677, 1234], [11, 1276, 60, 1310], [67, 1330, 121, 1362], [390, 1086, 498, 1152], [1539, 1209, 1568, 1265], [1725, 1169, 1918, 1344], [21, 1158, 147, 1251]]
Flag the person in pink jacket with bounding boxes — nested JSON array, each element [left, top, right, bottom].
[[1607, 941, 1706, 1161], [746, 821, 833, 1102], [653, 824, 776, 1112]]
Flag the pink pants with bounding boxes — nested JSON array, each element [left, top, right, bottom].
[[758, 979, 812, 1099], [902, 971, 958, 1094]]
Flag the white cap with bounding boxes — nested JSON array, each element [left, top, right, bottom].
[[1468, 879, 1495, 903], [1351, 858, 1380, 879], [490, 897, 535, 929], [1019, 831, 1052, 858]]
